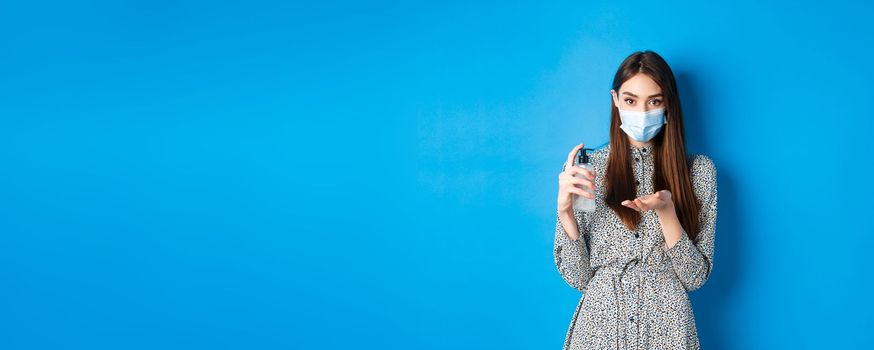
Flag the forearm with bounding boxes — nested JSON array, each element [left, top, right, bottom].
[[557, 208, 581, 241], [656, 204, 683, 250]]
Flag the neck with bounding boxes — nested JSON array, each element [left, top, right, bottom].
[[627, 137, 652, 149]]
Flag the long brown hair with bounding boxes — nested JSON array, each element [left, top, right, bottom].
[[604, 50, 701, 239]]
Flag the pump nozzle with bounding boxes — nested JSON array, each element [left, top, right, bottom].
[[577, 148, 594, 165]]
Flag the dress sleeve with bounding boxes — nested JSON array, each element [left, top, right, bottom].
[[664, 155, 717, 292], [554, 208, 595, 292]]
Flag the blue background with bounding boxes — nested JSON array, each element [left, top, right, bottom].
[[1, 1, 871, 349]]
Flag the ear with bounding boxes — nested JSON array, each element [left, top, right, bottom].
[[610, 89, 619, 109]]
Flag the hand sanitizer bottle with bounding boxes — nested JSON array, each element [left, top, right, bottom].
[[573, 148, 596, 212]]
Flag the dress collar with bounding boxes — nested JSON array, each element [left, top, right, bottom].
[[629, 143, 654, 158]]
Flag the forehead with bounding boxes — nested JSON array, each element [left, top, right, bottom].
[[619, 73, 661, 94]]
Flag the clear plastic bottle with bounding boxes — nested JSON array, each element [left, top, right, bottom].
[[573, 148, 596, 212]]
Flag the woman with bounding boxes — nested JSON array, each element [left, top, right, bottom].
[[554, 50, 717, 350]]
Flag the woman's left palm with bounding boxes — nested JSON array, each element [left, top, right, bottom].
[[622, 190, 673, 212]]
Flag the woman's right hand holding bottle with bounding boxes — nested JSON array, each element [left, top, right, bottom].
[[557, 143, 596, 214]]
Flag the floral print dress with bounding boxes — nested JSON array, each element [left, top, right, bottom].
[[554, 143, 717, 350]]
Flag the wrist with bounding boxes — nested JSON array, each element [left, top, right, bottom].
[[655, 202, 676, 218]]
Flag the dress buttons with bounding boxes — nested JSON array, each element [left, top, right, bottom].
[[634, 233, 640, 238], [634, 157, 640, 162]]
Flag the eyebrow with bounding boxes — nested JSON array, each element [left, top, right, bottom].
[[622, 92, 663, 98]]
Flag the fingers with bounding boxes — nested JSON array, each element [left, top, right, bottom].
[[652, 190, 670, 201], [560, 176, 594, 199], [641, 191, 669, 206], [565, 143, 584, 170], [558, 174, 594, 199], [574, 181, 596, 192], [636, 193, 658, 206], [622, 198, 651, 212], [565, 165, 595, 180], [621, 199, 642, 212], [623, 190, 673, 213], [559, 170, 595, 191], [564, 167, 595, 190], [634, 198, 649, 211], [565, 184, 594, 199]]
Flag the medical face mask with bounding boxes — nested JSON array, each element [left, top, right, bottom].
[[617, 107, 667, 142]]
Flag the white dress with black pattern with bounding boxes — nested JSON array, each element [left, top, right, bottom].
[[554, 143, 717, 350]]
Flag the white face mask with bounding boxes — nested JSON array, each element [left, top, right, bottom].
[[617, 107, 667, 142]]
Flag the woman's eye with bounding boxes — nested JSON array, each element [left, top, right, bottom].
[[624, 99, 634, 105], [650, 99, 662, 106]]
